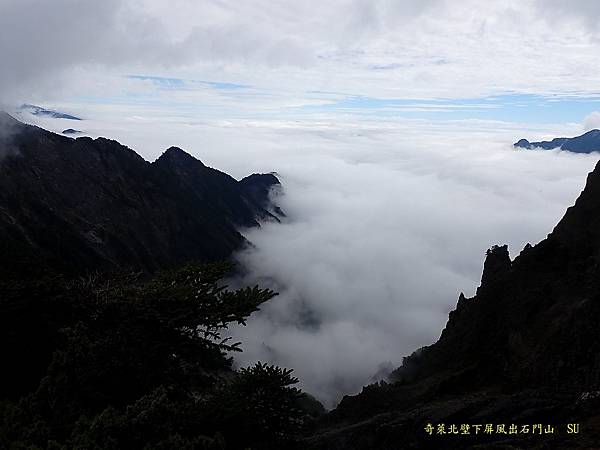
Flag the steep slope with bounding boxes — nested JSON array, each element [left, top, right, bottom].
[[239, 173, 286, 217], [0, 113, 280, 276], [514, 129, 600, 153], [307, 161, 600, 449]]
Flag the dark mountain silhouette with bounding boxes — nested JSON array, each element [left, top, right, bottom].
[[239, 173, 287, 217], [0, 112, 281, 276], [62, 128, 82, 135], [0, 115, 322, 449], [514, 129, 600, 153], [307, 160, 600, 448], [19, 104, 82, 120]]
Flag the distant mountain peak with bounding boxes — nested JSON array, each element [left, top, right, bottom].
[[514, 129, 600, 153], [19, 104, 82, 120]]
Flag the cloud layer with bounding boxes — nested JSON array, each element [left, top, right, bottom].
[[216, 119, 598, 407], [4, 0, 600, 105]]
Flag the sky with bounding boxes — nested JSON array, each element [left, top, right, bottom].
[[3, 0, 600, 407], [5, 0, 600, 124]]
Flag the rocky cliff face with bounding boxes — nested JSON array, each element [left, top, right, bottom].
[[307, 160, 600, 449], [0, 113, 280, 276]]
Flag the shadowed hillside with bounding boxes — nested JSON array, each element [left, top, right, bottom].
[[307, 160, 600, 449], [0, 117, 326, 450], [0, 113, 282, 277]]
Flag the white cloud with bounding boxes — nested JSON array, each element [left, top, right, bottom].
[[583, 111, 600, 132], [5, 0, 600, 104], [222, 119, 598, 407]]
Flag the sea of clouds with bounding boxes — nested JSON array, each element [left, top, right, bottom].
[[23, 111, 598, 408], [223, 119, 599, 407]]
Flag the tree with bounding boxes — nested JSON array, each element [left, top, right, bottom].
[[1, 263, 322, 449]]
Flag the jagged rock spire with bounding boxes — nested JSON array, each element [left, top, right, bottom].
[[480, 244, 511, 288]]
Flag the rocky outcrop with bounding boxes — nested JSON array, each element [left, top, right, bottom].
[[479, 244, 511, 289]]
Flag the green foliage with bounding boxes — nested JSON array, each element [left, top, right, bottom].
[[141, 262, 277, 354], [0, 263, 319, 449], [204, 362, 310, 448]]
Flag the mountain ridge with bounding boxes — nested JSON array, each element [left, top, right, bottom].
[[0, 113, 281, 276], [514, 129, 600, 153], [19, 104, 82, 120]]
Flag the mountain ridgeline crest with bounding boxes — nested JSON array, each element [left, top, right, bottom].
[[0, 112, 282, 276], [514, 129, 600, 153]]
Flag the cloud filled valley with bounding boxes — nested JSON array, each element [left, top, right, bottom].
[[15, 111, 598, 407], [13, 107, 598, 410], [7, 1, 600, 447], [224, 122, 599, 407]]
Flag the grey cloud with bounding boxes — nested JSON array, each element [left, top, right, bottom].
[[0, 0, 314, 102], [340, 0, 443, 44], [0, 0, 124, 99], [4, 0, 600, 105], [584, 111, 600, 132], [535, 0, 600, 29]]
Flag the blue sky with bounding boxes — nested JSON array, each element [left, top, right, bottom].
[[128, 75, 248, 91], [78, 75, 600, 126], [301, 93, 600, 124]]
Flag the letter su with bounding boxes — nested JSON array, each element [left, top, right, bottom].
[[567, 424, 580, 434]]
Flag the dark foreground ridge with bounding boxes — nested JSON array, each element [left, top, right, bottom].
[[0, 112, 282, 276], [306, 161, 600, 448], [514, 129, 600, 153]]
